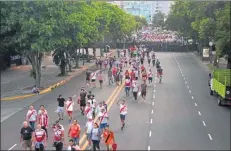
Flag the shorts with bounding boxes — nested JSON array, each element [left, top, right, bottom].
[[54, 142, 63, 150], [57, 106, 64, 113], [141, 91, 146, 97], [91, 79, 96, 82], [23, 140, 32, 148], [80, 101, 86, 107], [100, 123, 107, 130], [86, 77, 90, 81], [67, 111, 73, 116], [99, 80, 103, 83], [148, 77, 152, 81], [86, 133, 91, 140], [120, 114, 126, 121]]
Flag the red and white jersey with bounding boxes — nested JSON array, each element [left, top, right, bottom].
[[35, 129, 46, 142], [38, 114, 48, 127], [66, 100, 74, 111], [148, 72, 153, 78], [84, 106, 92, 118], [119, 104, 128, 115], [53, 129, 63, 142], [27, 109, 37, 122]]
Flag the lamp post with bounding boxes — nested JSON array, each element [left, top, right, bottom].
[[209, 41, 213, 64]]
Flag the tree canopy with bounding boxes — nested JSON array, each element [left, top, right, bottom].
[[152, 11, 165, 27], [1, 1, 146, 86], [165, 1, 230, 68]]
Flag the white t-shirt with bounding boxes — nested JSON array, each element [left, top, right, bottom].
[[133, 84, 139, 92], [135, 70, 139, 77], [86, 121, 94, 133], [84, 106, 92, 118], [119, 104, 128, 115], [65, 101, 74, 111], [27, 109, 37, 122], [148, 72, 153, 78], [98, 111, 108, 124], [91, 72, 97, 80]]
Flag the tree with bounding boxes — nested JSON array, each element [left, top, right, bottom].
[[1, 1, 146, 86], [152, 11, 165, 27], [165, 1, 231, 68]]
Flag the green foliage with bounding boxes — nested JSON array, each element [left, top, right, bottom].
[[1, 1, 146, 84], [152, 11, 165, 27], [165, 1, 230, 58]]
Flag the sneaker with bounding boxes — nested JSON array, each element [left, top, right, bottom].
[[88, 146, 92, 150]]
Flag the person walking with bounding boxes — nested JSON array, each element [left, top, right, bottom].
[[97, 71, 104, 89], [108, 68, 113, 86], [33, 124, 47, 151], [20, 121, 34, 150], [103, 125, 115, 151], [68, 120, 81, 145], [132, 81, 139, 101], [85, 116, 94, 150], [26, 105, 37, 131], [56, 95, 65, 121], [98, 108, 109, 132], [91, 123, 101, 151], [52, 124, 64, 151], [37, 109, 49, 139], [66, 97, 75, 124], [117, 100, 128, 130]]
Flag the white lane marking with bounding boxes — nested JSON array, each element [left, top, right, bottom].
[[155, 81, 156, 83], [208, 134, 213, 140], [192, 96, 194, 99], [182, 74, 184, 76], [183, 77, 185, 80], [195, 103, 198, 106], [202, 121, 206, 126], [72, 94, 76, 98], [185, 81, 187, 84], [149, 131, 152, 137], [198, 111, 201, 115], [154, 85, 156, 87], [153, 95, 155, 99], [152, 102, 155, 106], [189, 90, 191, 93], [187, 86, 189, 88], [150, 119, 153, 124], [8, 144, 17, 150], [151, 110, 154, 114], [154, 90, 156, 93], [148, 146, 151, 150]]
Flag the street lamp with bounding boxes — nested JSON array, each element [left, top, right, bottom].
[[209, 41, 213, 64]]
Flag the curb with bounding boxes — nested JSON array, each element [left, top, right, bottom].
[[1, 51, 114, 101]]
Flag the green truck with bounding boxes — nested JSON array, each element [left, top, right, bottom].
[[210, 69, 231, 106]]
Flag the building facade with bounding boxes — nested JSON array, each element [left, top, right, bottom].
[[109, 1, 171, 24]]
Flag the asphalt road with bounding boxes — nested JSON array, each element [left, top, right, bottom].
[[1, 66, 121, 150], [105, 52, 230, 150], [1, 52, 230, 150]]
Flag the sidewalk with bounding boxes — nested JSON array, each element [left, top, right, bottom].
[[192, 51, 227, 70], [1, 48, 113, 100]]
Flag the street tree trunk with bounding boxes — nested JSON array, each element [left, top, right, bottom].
[[27, 51, 43, 87], [227, 55, 231, 69], [213, 54, 218, 67], [85, 47, 90, 62], [60, 59, 66, 75], [93, 47, 96, 58]]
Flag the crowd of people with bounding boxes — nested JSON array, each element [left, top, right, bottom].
[[20, 46, 163, 151]]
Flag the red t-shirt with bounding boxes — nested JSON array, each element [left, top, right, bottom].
[[53, 129, 63, 141], [112, 68, 117, 75], [35, 129, 46, 142]]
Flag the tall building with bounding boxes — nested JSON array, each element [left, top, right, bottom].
[[108, 1, 171, 24]]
